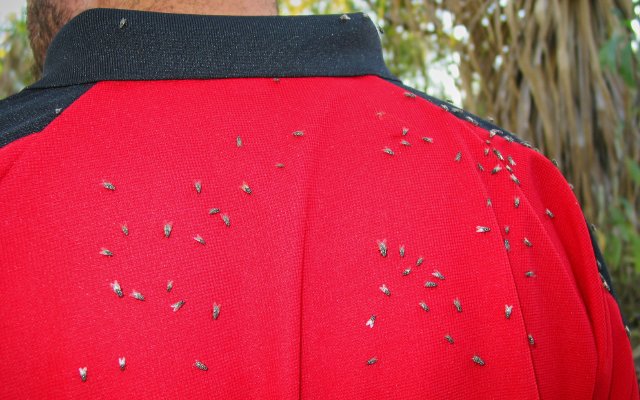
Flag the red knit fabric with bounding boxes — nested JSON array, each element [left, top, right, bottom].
[[0, 76, 637, 399]]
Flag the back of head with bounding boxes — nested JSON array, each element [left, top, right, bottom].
[[27, 0, 279, 72]]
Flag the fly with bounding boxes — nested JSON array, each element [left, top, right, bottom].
[[377, 239, 388, 257], [221, 214, 231, 227], [240, 181, 252, 195], [505, 304, 513, 319], [194, 361, 208, 371], [600, 273, 611, 292], [171, 300, 185, 312], [472, 355, 485, 366], [100, 248, 113, 257], [465, 116, 479, 126], [131, 291, 145, 301], [366, 315, 376, 328], [111, 281, 123, 298], [453, 298, 462, 312], [432, 270, 445, 280], [164, 222, 173, 238], [510, 174, 521, 185]]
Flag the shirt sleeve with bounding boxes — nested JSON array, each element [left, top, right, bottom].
[[524, 150, 639, 398], [588, 226, 639, 399]]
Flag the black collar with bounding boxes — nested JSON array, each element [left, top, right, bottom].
[[31, 8, 400, 89]]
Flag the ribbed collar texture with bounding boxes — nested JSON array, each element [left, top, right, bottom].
[[33, 8, 399, 88]]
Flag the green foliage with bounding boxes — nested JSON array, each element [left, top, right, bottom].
[[0, 10, 36, 99], [599, 9, 640, 87], [596, 4, 640, 344], [602, 174, 640, 275]]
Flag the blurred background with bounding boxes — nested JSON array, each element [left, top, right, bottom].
[[1, 0, 639, 380]]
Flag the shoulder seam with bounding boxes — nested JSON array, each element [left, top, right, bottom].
[[0, 83, 95, 149], [381, 78, 536, 150]]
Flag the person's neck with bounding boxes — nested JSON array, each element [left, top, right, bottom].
[[87, 0, 278, 16]]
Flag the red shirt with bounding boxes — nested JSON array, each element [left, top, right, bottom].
[[0, 8, 637, 399]]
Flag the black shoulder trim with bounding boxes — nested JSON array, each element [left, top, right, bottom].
[[0, 84, 94, 148], [588, 223, 616, 297], [383, 79, 532, 148], [587, 222, 628, 321]]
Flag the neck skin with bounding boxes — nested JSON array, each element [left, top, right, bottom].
[[84, 0, 278, 16]]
